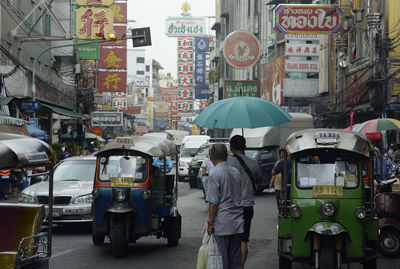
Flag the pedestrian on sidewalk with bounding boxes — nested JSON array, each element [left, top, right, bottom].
[[270, 148, 285, 210], [0, 169, 12, 200], [227, 135, 262, 269], [207, 143, 243, 269]]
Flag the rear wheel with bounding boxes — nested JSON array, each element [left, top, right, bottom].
[[111, 222, 127, 258], [320, 244, 336, 269], [189, 176, 197, 188], [279, 256, 291, 269], [377, 229, 400, 257], [92, 222, 105, 245], [166, 217, 180, 246]]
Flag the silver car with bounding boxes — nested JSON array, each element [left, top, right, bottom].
[[19, 155, 96, 223]]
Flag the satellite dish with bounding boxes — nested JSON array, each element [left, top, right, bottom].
[[338, 53, 349, 69]]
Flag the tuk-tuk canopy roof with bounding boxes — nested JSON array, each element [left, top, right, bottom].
[[96, 135, 177, 157], [285, 129, 373, 157], [0, 132, 54, 169]]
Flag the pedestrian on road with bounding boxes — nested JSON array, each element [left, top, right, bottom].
[[270, 148, 285, 210], [227, 135, 262, 269], [200, 155, 214, 199], [272, 150, 292, 207], [207, 143, 243, 269]]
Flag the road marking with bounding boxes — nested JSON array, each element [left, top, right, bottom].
[[52, 249, 74, 258]]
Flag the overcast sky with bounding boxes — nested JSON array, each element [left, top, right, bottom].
[[127, 0, 215, 78]]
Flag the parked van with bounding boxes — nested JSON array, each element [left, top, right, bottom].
[[165, 130, 190, 150], [230, 113, 314, 192], [181, 135, 210, 149], [178, 138, 209, 181]]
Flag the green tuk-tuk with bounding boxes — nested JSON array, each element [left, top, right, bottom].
[[278, 129, 378, 269]]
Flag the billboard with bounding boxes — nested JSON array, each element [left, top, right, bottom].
[[285, 60, 319, 73], [76, 7, 113, 40], [165, 17, 206, 37], [99, 47, 127, 69], [285, 43, 320, 57], [260, 58, 285, 105], [224, 80, 259, 98], [223, 31, 260, 69], [92, 112, 123, 126], [283, 78, 318, 97], [97, 71, 127, 92]]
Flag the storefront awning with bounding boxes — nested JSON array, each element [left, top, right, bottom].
[[41, 104, 89, 120], [0, 123, 29, 136]]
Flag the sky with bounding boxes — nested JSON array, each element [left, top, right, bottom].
[[127, 0, 215, 78]]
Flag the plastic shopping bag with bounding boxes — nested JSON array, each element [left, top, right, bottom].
[[196, 233, 211, 269], [207, 235, 223, 269]]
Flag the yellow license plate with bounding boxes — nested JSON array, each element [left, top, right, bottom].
[[110, 177, 134, 187], [312, 186, 343, 198]]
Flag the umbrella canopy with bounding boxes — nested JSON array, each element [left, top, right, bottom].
[[85, 132, 105, 142], [192, 96, 292, 129], [0, 132, 53, 170], [352, 118, 400, 133]]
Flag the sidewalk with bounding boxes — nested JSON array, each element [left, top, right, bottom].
[[0, 192, 20, 203]]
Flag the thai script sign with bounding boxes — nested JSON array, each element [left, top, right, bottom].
[[76, 7, 113, 39], [92, 112, 123, 126], [97, 71, 127, 92], [283, 78, 318, 97], [223, 31, 260, 69], [195, 85, 210, 99], [285, 43, 320, 57], [285, 60, 319, 72], [165, 17, 206, 37], [194, 52, 206, 84], [178, 37, 194, 50], [274, 4, 344, 34], [224, 80, 259, 98], [77, 0, 113, 6], [99, 47, 127, 69]]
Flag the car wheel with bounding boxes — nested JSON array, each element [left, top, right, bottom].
[[111, 222, 127, 258], [92, 222, 105, 245]]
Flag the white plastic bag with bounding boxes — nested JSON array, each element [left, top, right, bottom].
[[196, 233, 211, 269], [207, 235, 223, 269]]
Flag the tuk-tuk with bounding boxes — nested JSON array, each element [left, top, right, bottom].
[[91, 136, 181, 258], [0, 132, 54, 269], [278, 129, 378, 269]]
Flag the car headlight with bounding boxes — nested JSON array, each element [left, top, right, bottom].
[[290, 204, 302, 218], [19, 193, 36, 203], [73, 194, 93, 204], [320, 202, 335, 217], [115, 189, 126, 202], [141, 190, 151, 200], [355, 206, 366, 219]]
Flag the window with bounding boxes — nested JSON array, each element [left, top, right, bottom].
[[99, 156, 148, 183], [44, 15, 51, 36], [136, 70, 145, 75], [146, 65, 150, 72], [136, 57, 145, 63]]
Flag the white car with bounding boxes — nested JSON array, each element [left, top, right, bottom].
[[19, 156, 96, 223], [178, 140, 206, 181]]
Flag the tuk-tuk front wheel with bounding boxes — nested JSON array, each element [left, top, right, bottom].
[[279, 256, 291, 269], [319, 244, 336, 269], [111, 222, 127, 258], [377, 228, 400, 257]]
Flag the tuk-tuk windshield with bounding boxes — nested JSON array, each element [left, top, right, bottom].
[[296, 155, 359, 189], [99, 156, 148, 183]]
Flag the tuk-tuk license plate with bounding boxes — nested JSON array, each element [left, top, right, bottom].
[[312, 186, 343, 198], [110, 177, 134, 187]]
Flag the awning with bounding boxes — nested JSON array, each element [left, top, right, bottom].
[[0, 124, 29, 136], [0, 115, 29, 126], [41, 103, 89, 120]]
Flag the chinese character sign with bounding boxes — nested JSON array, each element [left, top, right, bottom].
[[177, 100, 193, 112], [77, 0, 114, 6], [112, 97, 127, 110], [98, 71, 127, 92], [194, 52, 206, 85], [99, 47, 127, 69], [76, 7, 113, 40], [177, 50, 194, 62], [177, 63, 193, 75], [177, 88, 193, 99], [110, 3, 127, 23], [285, 43, 320, 57], [177, 37, 194, 50], [177, 75, 193, 87]]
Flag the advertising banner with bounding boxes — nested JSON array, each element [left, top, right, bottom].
[[194, 52, 206, 85], [177, 88, 193, 99], [177, 75, 193, 87], [111, 2, 127, 23], [283, 78, 318, 97], [260, 57, 285, 105], [147, 101, 153, 126], [99, 47, 127, 69], [177, 50, 194, 62], [112, 97, 127, 110], [285, 43, 320, 57], [195, 85, 210, 99], [78, 43, 99, 60], [224, 80, 259, 98], [273, 4, 344, 34], [195, 37, 209, 52], [285, 60, 319, 73], [177, 37, 194, 50], [155, 102, 169, 113], [92, 112, 123, 127], [165, 17, 206, 37], [177, 100, 193, 112], [76, 7, 113, 40], [223, 31, 260, 69], [177, 62, 194, 75], [98, 71, 127, 92]]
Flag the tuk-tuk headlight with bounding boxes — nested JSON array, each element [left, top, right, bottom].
[[321, 202, 335, 217], [290, 204, 302, 218], [19, 193, 36, 204], [355, 206, 366, 219], [141, 190, 151, 200], [92, 188, 101, 199], [115, 189, 126, 202]]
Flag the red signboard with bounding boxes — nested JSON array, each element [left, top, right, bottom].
[[260, 58, 285, 105], [111, 3, 127, 23], [97, 71, 127, 92], [223, 31, 260, 69], [101, 25, 127, 46], [99, 47, 127, 69], [273, 4, 344, 34]]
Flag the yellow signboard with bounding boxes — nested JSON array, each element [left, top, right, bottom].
[[191, 124, 200, 135], [77, 0, 114, 6], [110, 177, 134, 187], [76, 7, 113, 40], [147, 101, 154, 127], [312, 186, 343, 198]]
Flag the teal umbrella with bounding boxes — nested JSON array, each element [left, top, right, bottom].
[[193, 96, 292, 129]]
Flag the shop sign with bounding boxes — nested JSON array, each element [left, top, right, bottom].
[[155, 102, 169, 113], [195, 37, 209, 52], [76, 7, 113, 40], [97, 71, 127, 92], [177, 75, 193, 87], [19, 101, 41, 111], [285, 60, 319, 73], [136, 125, 148, 133], [177, 100, 193, 112], [194, 52, 206, 85], [78, 43, 99, 60], [224, 80, 259, 98], [285, 43, 320, 57], [177, 63, 193, 75], [283, 78, 318, 97], [177, 88, 193, 99], [99, 47, 127, 69], [281, 106, 312, 114], [110, 2, 126, 23], [77, 0, 113, 6], [177, 50, 194, 62], [273, 4, 344, 34], [223, 31, 260, 69], [112, 97, 127, 110], [92, 111, 122, 126], [177, 37, 194, 50], [285, 33, 321, 40], [195, 85, 210, 99], [165, 17, 206, 37]]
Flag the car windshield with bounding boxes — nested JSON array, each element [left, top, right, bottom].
[[53, 160, 96, 182], [245, 150, 258, 159], [296, 154, 360, 189], [99, 156, 148, 183], [181, 148, 197, 158], [197, 145, 211, 157]]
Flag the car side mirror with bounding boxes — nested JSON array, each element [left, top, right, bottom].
[[190, 152, 196, 157]]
